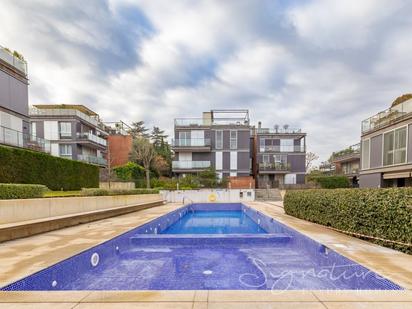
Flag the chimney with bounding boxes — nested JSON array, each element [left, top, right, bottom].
[[258, 121, 261, 129]]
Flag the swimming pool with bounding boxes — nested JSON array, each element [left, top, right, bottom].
[[1, 203, 402, 290]]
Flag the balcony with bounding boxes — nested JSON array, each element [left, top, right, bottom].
[[77, 132, 107, 147], [0, 46, 27, 75], [0, 125, 51, 153], [260, 145, 305, 153], [171, 138, 211, 151], [172, 160, 211, 171], [259, 162, 290, 173], [175, 117, 249, 127], [78, 154, 107, 166], [361, 99, 412, 134], [256, 127, 303, 134]]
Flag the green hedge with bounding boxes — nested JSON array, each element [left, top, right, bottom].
[[310, 175, 350, 188], [80, 188, 159, 196], [0, 146, 99, 190], [284, 188, 412, 254], [0, 183, 48, 199]]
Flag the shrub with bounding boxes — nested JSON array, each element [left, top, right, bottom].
[[284, 188, 412, 254], [0, 146, 99, 190], [308, 175, 350, 189], [0, 183, 48, 199], [113, 162, 144, 181], [80, 188, 159, 196]]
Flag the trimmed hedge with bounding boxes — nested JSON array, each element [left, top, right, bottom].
[[310, 175, 350, 188], [80, 188, 159, 196], [284, 188, 412, 254], [0, 146, 99, 190], [0, 183, 48, 199]]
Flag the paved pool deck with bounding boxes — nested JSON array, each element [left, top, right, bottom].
[[0, 201, 411, 308]]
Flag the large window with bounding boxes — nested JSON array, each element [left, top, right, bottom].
[[280, 139, 294, 152], [383, 127, 407, 166], [274, 154, 287, 164], [362, 139, 370, 169], [179, 131, 189, 146], [260, 138, 265, 152], [59, 122, 72, 139], [59, 144, 72, 157], [215, 130, 223, 149], [230, 130, 237, 149]]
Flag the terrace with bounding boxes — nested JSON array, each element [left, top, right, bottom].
[[0, 125, 51, 153], [0, 45, 27, 75], [361, 98, 412, 134]]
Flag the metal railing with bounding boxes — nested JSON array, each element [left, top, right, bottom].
[[0, 125, 51, 153], [256, 127, 302, 134], [171, 138, 211, 147], [30, 108, 105, 129], [172, 161, 211, 169], [77, 132, 107, 146], [174, 117, 249, 126], [260, 145, 305, 152], [361, 99, 412, 134], [259, 162, 291, 171], [78, 154, 107, 166], [0, 46, 27, 74]]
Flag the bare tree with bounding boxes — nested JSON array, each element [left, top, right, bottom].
[[130, 137, 156, 188], [306, 151, 319, 172]]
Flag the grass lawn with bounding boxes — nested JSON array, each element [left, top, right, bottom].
[[43, 190, 82, 198]]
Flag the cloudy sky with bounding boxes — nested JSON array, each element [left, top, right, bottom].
[[1, 0, 411, 163]]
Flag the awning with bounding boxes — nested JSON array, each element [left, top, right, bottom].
[[383, 171, 411, 179]]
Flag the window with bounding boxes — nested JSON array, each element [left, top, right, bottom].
[[59, 122, 72, 138], [179, 131, 189, 146], [362, 139, 370, 169], [30, 122, 37, 141], [59, 144, 72, 157], [215, 130, 223, 149], [230, 130, 237, 149], [260, 138, 265, 152], [274, 154, 287, 164], [263, 154, 270, 164], [383, 127, 407, 166], [280, 139, 294, 152]]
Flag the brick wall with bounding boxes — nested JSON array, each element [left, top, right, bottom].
[[227, 176, 255, 189]]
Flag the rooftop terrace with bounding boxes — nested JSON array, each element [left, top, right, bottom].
[[0, 45, 27, 75], [361, 98, 412, 134]]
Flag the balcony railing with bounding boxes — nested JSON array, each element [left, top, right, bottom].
[[171, 138, 211, 147], [172, 161, 211, 169], [361, 99, 412, 134], [30, 108, 105, 130], [0, 46, 27, 74], [259, 162, 291, 171], [260, 145, 305, 152], [256, 127, 302, 134], [78, 154, 107, 166], [175, 117, 249, 127], [77, 132, 107, 146], [0, 125, 51, 153]]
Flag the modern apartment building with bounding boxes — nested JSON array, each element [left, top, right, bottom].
[[253, 123, 306, 188], [30, 104, 108, 166], [172, 110, 252, 178], [332, 143, 360, 186], [359, 96, 412, 187], [0, 46, 49, 152]]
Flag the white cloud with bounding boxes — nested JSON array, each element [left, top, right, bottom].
[[1, 0, 412, 164]]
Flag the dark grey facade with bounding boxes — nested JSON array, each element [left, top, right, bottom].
[[254, 125, 306, 188], [172, 110, 252, 178], [359, 98, 412, 188], [0, 46, 32, 149], [30, 105, 108, 166]]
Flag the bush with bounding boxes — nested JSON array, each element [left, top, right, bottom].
[[113, 162, 144, 181], [0, 146, 99, 190], [284, 188, 412, 254], [80, 188, 159, 196], [0, 183, 48, 199], [308, 175, 350, 189]]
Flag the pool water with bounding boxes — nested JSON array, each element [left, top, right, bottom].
[[1, 203, 403, 291], [162, 211, 266, 234]]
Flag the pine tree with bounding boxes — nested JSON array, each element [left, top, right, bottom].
[[129, 121, 149, 138]]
